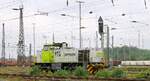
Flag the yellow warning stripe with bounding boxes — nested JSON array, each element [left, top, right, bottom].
[[87, 64, 93, 68], [87, 66, 93, 72], [87, 64, 93, 70], [87, 64, 97, 74], [90, 70, 94, 74]]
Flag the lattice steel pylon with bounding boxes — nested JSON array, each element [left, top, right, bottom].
[[1, 23, 5, 64], [14, 7, 25, 65]]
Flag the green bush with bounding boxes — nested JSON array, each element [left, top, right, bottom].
[[29, 66, 41, 76], [144, 69, 150, 78], [54, 69, 70, 77], [136, 70, 150, 79], [73, 66, 88, 78], [47, 71, 53, 76], [111, 69, 126, 78], [95, 70, 111, 78], [135, 73, 146, 79], [130, 69, 150, 78]]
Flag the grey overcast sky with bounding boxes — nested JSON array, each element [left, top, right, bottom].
[[0, 0, 150, 58]]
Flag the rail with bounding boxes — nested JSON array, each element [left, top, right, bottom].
[[0, 73, 149, 81]]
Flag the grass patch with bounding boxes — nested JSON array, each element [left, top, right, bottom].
[[29, 66, 41, 76], [73, 66, 88, 78], [0, 76, 25, 81], [0, 66, 30, 74], [111, 69, 126, 78], [54, 69, 70, 77], [46, 71, 53, 76], [95, 70, 111, 78]]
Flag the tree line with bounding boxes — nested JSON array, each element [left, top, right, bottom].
[[104, 46, 150, 61]]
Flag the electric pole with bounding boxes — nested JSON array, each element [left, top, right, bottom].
[[88, 38, 91, 48], [138, 31, 140, 48], [142, 33, 144, 48], [71, 31, 73, 47], [76, 1, 84, 48], [52, 32, 55, 44], [111, 35, 114, 66], [95, 31, 98, 50], [107, 26, 110, 66], [33, 23, 36, 62], [1, 23, 5, 64], [13, 7, 25, 65], [76, 1, 85, 70], [101, 32, 104, 49], [112, 36, 114, 49], [29, 43, 32, 66]]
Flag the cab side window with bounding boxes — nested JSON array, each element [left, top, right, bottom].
[[43, 46, 49, 51], [55, 48, 61, 57]]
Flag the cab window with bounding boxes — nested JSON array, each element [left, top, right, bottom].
[[43, 46, 49, 51]]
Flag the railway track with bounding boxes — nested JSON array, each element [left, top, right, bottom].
[[0, 73, 149, 81]]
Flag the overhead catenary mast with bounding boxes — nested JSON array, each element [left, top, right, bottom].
[[141, 33, 144, 48], [29, 43, 32, 66], [33, 23, 36, 62], [13, 6, 25, 65], [1, 23, 5, 64], [144, 0, 147, 9], [95, 31, 98, 50], [18, 7, 25, 65], [138, 31, 141, 48], [76, 1, 84, 48], [52, 32, 55, 44]]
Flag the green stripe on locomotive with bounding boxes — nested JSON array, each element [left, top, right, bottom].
[[96, 50, 105, 58], [42, 48, 54, 63]]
